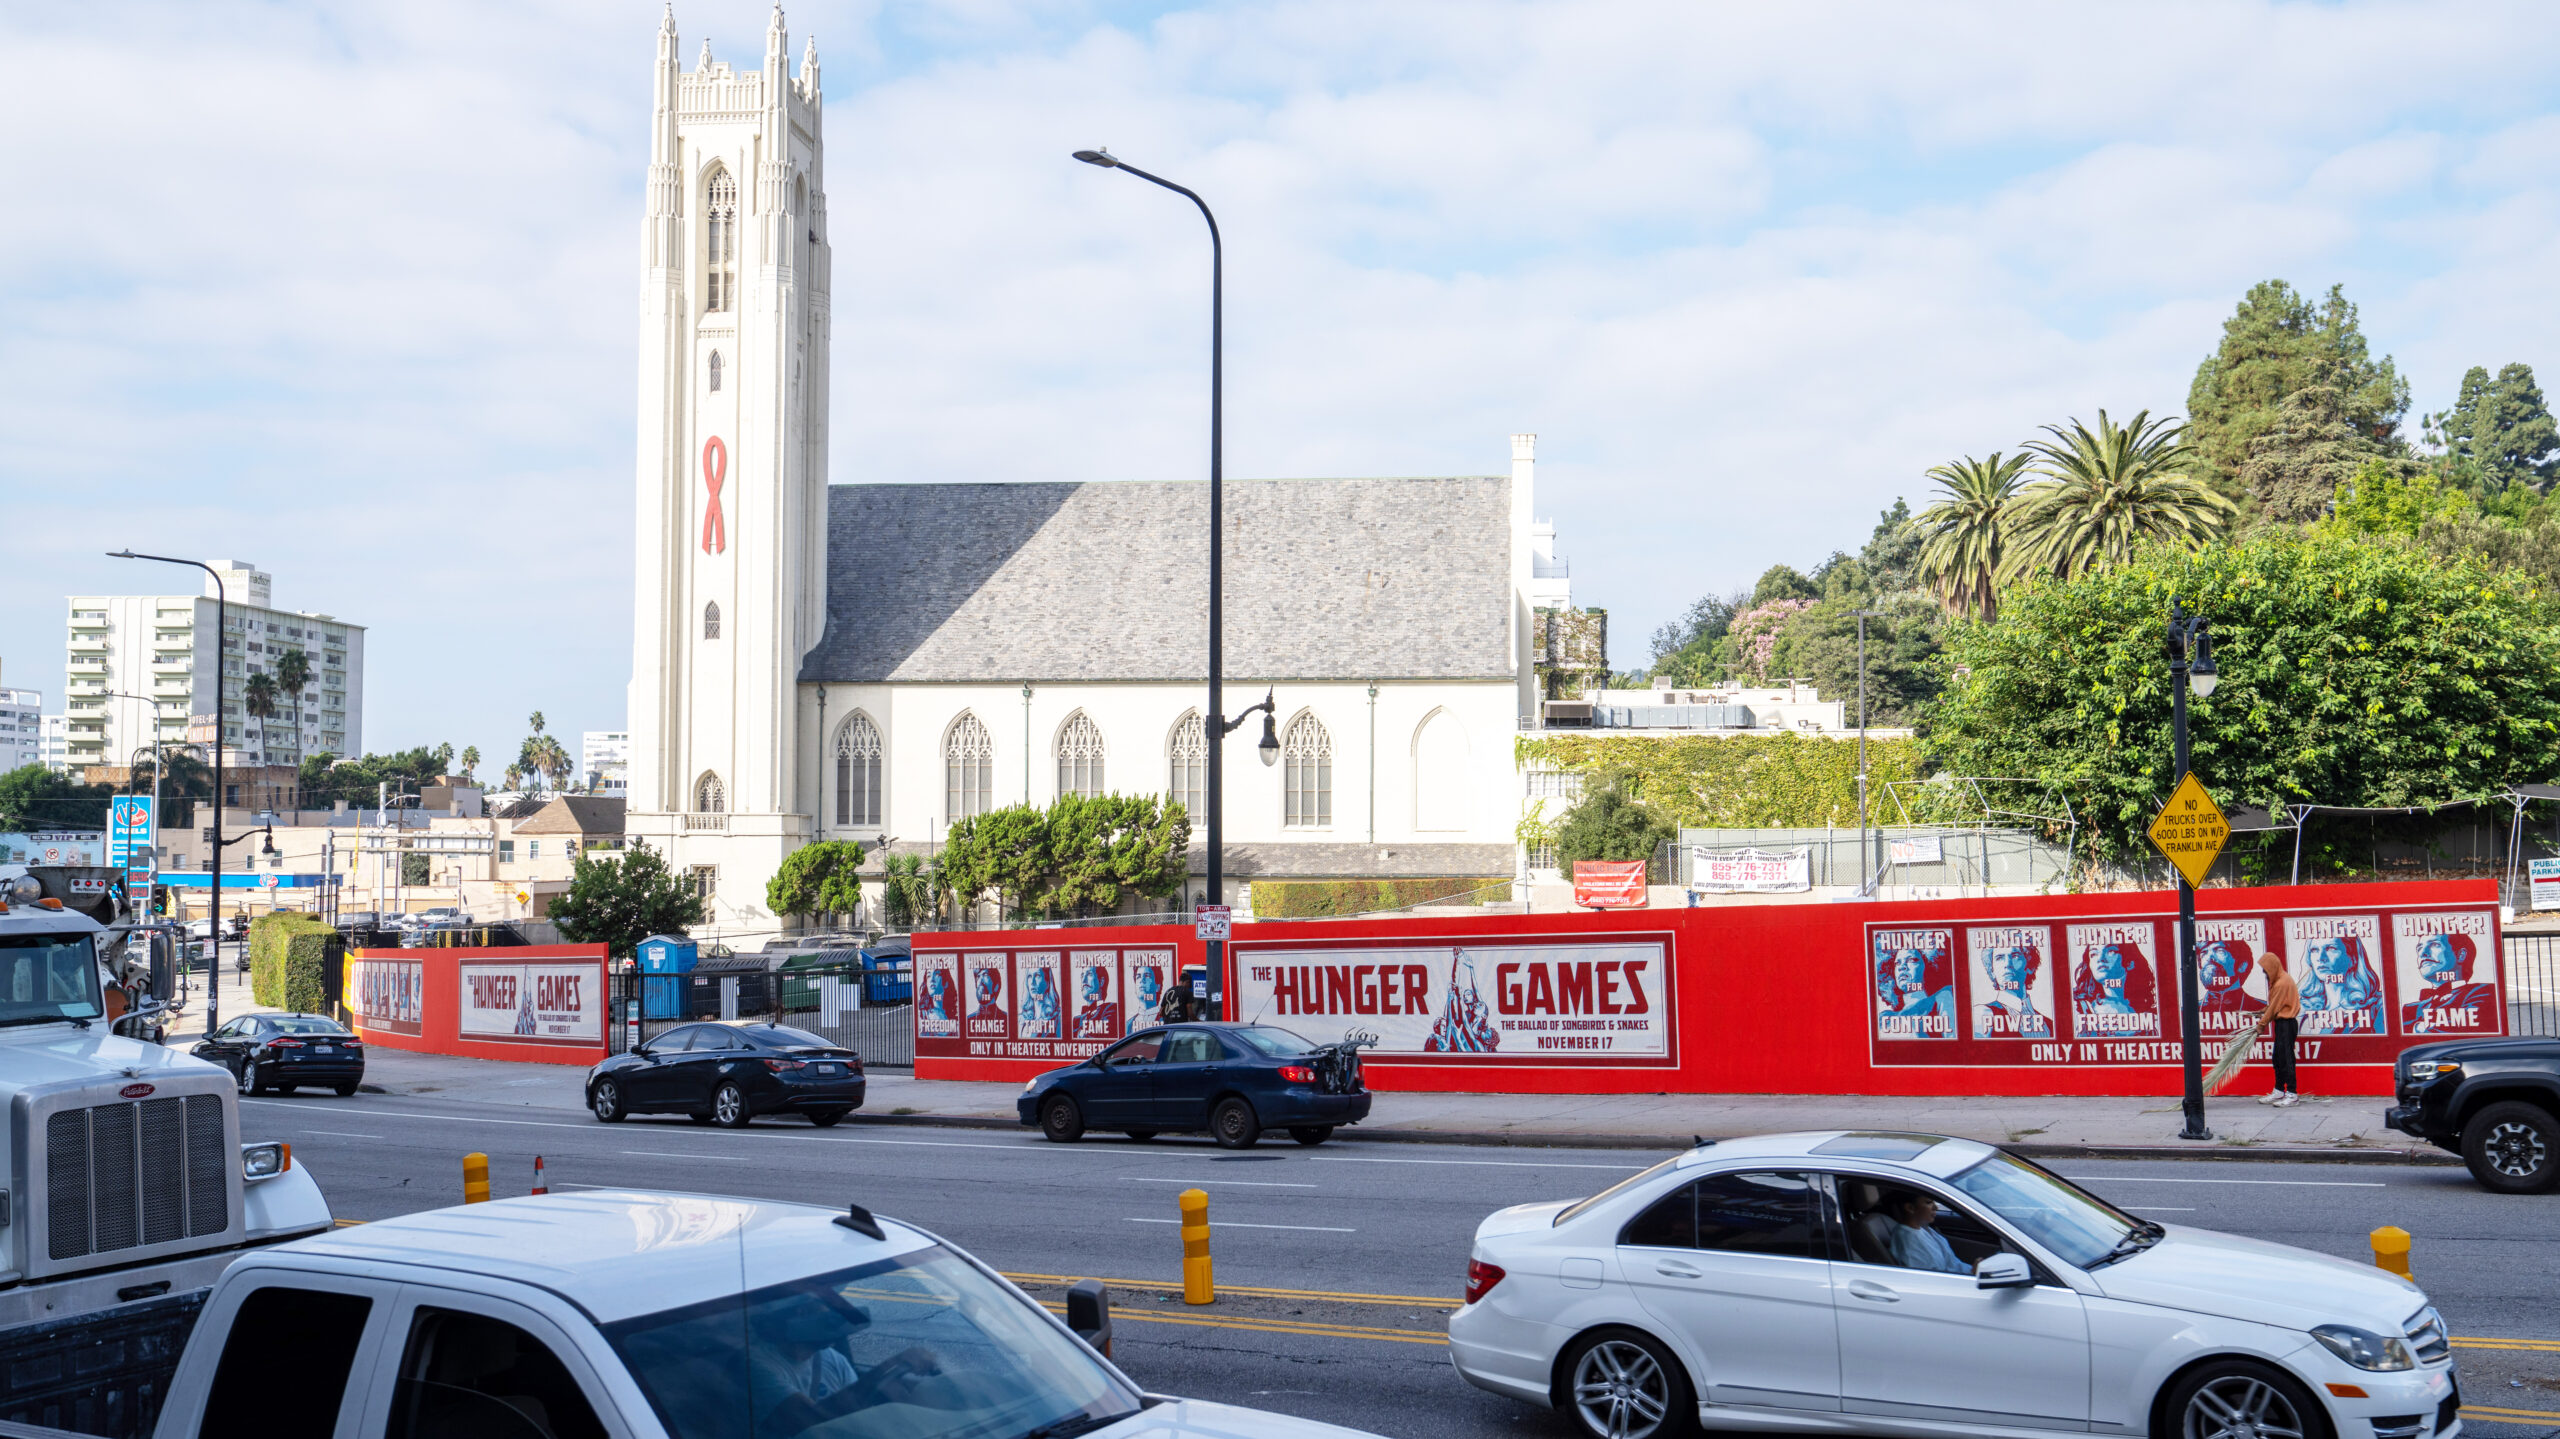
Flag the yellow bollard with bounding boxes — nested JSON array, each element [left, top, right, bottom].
[[463, 1152, 492, 1205], [2371, 1226, 2412, 1277], [1179, 1188, 1214, 1305]]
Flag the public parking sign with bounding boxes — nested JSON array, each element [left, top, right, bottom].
[[2532, 858, 2560, 912], [1194, 905, 1232, 940]]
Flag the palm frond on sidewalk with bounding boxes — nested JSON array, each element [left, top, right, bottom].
[[2204, 1017, 2264, 1095]]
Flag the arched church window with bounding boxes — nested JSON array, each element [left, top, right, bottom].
[[695, 772, 725, 814], [1056, 711, 1105, 799], [704, 167, 737, 313], [836, 712, 882, 827], [1282, 713, 1332, 828], [703, 601, 720, 639], [945, 712, 993, 823], [1166, 711, 1206, 819], [1412, 707, 1470, 832], [708, 350, 723, 392]]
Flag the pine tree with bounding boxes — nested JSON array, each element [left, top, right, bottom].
[[2187, 281, 2409, 496], [2233, 385, 2400, 523], [2436, 362, 2559, 494]]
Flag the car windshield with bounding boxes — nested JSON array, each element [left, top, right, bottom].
[[1225, 1025, 1317, 1057], [267, 1015, 349, 1035], [751, 1025, 834, 1049], [1554, 1154, 1688, 1226], [0, 935, 103, 1026], [603, 1245, 1140, 1439], [1946, 1151, 2141, 1269]]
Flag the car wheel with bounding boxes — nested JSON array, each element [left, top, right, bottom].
[[2462, 1100, 2560, 1194], [711, 1081, 751, 1128], [2169, 1358, 2328, 1439], [1290, 1125, 1334, 1146], [1560, 1328, 1693, 1439], [1041, 1095, 1086, 1143], [1211, 1098, 1262, 1149], [807, 1109, 848, 1128], [334, 1083, 359, 1098], [247, 1063, 272, 1097], [591, 1079, 627, 1123], [1124, 1130, 1158, 1142]]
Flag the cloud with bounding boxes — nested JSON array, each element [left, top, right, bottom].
[[4, 0, 2557, 774]]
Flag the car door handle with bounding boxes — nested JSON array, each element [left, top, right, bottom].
[[1847, 1280, 1901, 1303], [1655, 1260, 1704, 1279]]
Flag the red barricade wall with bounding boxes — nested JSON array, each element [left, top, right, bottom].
[[912, 880, 2501, 1097], [346, 945, 611, 1067]]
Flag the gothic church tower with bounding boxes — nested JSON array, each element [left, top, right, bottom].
[[625, 4, 831, 927]]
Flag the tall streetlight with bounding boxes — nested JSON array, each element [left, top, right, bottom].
[[2166, 599, 2220, 1141], [1854, 610, 1879, 895], [108, 550, 230, 1035], [1074, 147, 1279, 1017]]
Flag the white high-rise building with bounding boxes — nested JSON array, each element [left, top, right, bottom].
[[39, 714, 68, 773], [0, 664, 41, 772], [63, 561, 366, 774], [582, 731, 631, 793]]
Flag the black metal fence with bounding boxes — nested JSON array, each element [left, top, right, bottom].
[[606, 963, 915, 1067], [2506, 935, 2560, 1037]]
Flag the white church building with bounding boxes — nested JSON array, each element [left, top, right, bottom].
[[623, 9, 1568, 936]]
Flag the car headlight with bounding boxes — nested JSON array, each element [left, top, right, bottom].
[[241, 1141, 292, 1180], [2311, 1324, 2415, 1371], [2407, 1061, 2460, 1082], [1024, 1079, 1041, 1094]]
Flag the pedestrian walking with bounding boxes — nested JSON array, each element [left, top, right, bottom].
[[2258, 950, 2302, 1107]]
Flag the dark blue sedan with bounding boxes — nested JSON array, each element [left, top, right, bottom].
[[1017, 1022, 1372, 1148]]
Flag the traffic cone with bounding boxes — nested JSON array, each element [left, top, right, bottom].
[[531, 1155, 548, 1196]]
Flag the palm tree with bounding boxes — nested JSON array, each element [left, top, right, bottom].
[[273, 648, 312, 765], [504, 763, 526, 792], [533, 735, 573, 793], [242, 673, 278, 761], [2007, 410, 2237, 582], [1914, 452, 2033, 621], [459, 746, 481, 784]]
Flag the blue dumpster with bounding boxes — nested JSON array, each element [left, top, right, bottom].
[[636, 934, 698, 1021], [863, 936, 912, 1004]]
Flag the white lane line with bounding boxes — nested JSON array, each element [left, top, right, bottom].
[[1126, 1217, 1355, 1233], [2132, 1207, 2198, 1211], [298, 1130, 389, 1140], [623, 1150, 756, 1160], [1128, 1178, 1319, 1189], [1310, 1155, 1644, 1171], [2064, 1176, 2387, 1188]]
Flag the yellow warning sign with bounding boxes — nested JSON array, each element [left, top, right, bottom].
[[2147, 772, 2230, 889]]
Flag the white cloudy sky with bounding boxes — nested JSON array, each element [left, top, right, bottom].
[[7, 0, 2559, 771]]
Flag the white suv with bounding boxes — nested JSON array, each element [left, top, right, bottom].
[[1450, 1131, 2458, 1439]]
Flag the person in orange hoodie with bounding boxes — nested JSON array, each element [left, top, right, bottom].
[[2257, 950, 2303, 1107]]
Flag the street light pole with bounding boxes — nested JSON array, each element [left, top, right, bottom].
[[110, 550, 225, 1036], [1853, 610, 1878, 895], [1075, 147, 1271, 1019], [2166, 599, 2219, 1142]]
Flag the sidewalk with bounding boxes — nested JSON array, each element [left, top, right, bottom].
[[354, 1050, 2450, 1165]]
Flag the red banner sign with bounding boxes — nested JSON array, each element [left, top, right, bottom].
[[1571, 860, 1650, 908]]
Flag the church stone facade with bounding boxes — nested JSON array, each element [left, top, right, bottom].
[[626, 10, 1556, 937]]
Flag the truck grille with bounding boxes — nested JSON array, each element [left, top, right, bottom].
[[45, 1096, 229, 1261]]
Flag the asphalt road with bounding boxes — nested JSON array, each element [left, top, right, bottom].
[[240, 1091, 2560, 1439]]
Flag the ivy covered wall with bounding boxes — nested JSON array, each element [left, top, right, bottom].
[[1516, 732, 1930, 833]]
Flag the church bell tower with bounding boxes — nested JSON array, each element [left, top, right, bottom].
[[625, 3, 832, 928]]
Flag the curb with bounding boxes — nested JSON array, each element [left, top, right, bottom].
[[837, 1111, 2459, 1165]]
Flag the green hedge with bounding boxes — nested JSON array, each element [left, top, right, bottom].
[[1516, 731, 1930, 830], [1249, 878, 1500, 919], [249, 913, 340, 1014]]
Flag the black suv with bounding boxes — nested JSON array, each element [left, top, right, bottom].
[[2384, 1036, 2560, 1192]]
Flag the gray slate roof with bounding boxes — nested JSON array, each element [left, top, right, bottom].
[[800, 478, 1515, 684]]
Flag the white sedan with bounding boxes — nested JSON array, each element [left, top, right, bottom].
[[1450, 1132, 2459, 1439]]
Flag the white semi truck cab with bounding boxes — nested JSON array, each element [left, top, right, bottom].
[[0, 891, 331, 1336]]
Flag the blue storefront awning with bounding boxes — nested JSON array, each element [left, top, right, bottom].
[[157, 873, 340, 890]]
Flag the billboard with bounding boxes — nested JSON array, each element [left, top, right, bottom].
[[1869, 900, 2505, 1069], [914, 943, 1181, 1061], [456, 957, 603, 1047], [350, 956, 424, 1037], [1068, 950, 1122, 1040], [915, 951, 961, 1039], [1014, 950, 1063, 1041], [1236, 935, 1675, 1064]]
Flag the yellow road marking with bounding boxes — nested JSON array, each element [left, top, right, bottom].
[[1006, 1272, 1453, 1308], [2456, 1336, 2560, 1353], [1037, 1300, 1446, 1346], [2464, 1405, 2560, 1424]]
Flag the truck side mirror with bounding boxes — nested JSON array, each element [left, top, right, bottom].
[[1065, 1279, 1113, 1358]]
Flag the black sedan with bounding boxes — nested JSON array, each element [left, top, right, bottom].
[[194, 1012, 366, 1096], [586, 1022, 866, 1128], [1018, 1022, 1372, 1148]]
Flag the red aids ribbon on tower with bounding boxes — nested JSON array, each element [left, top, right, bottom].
[[700, 436, 728, 554]]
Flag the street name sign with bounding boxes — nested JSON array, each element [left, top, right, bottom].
[[2147, 773, 2231, 889]]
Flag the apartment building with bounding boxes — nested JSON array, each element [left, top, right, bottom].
[[580, 730, 629, 793], [64, 560, 365, 772], [0, 668, 40, 772]]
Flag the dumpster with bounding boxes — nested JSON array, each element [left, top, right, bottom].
[[636, 934, 698, 1021], [777, 948, 864, 1010], [685, 951, 777, 1020], [863, 936, 913, 1004]]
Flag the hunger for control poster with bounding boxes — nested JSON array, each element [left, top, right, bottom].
[[1234, 935, 1675, 1065], [1867, 901, 2504, 1069]]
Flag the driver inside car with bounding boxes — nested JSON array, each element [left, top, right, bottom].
[[1885, 1192, 1969, 1275], [752, 1294, 949, 1433]]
